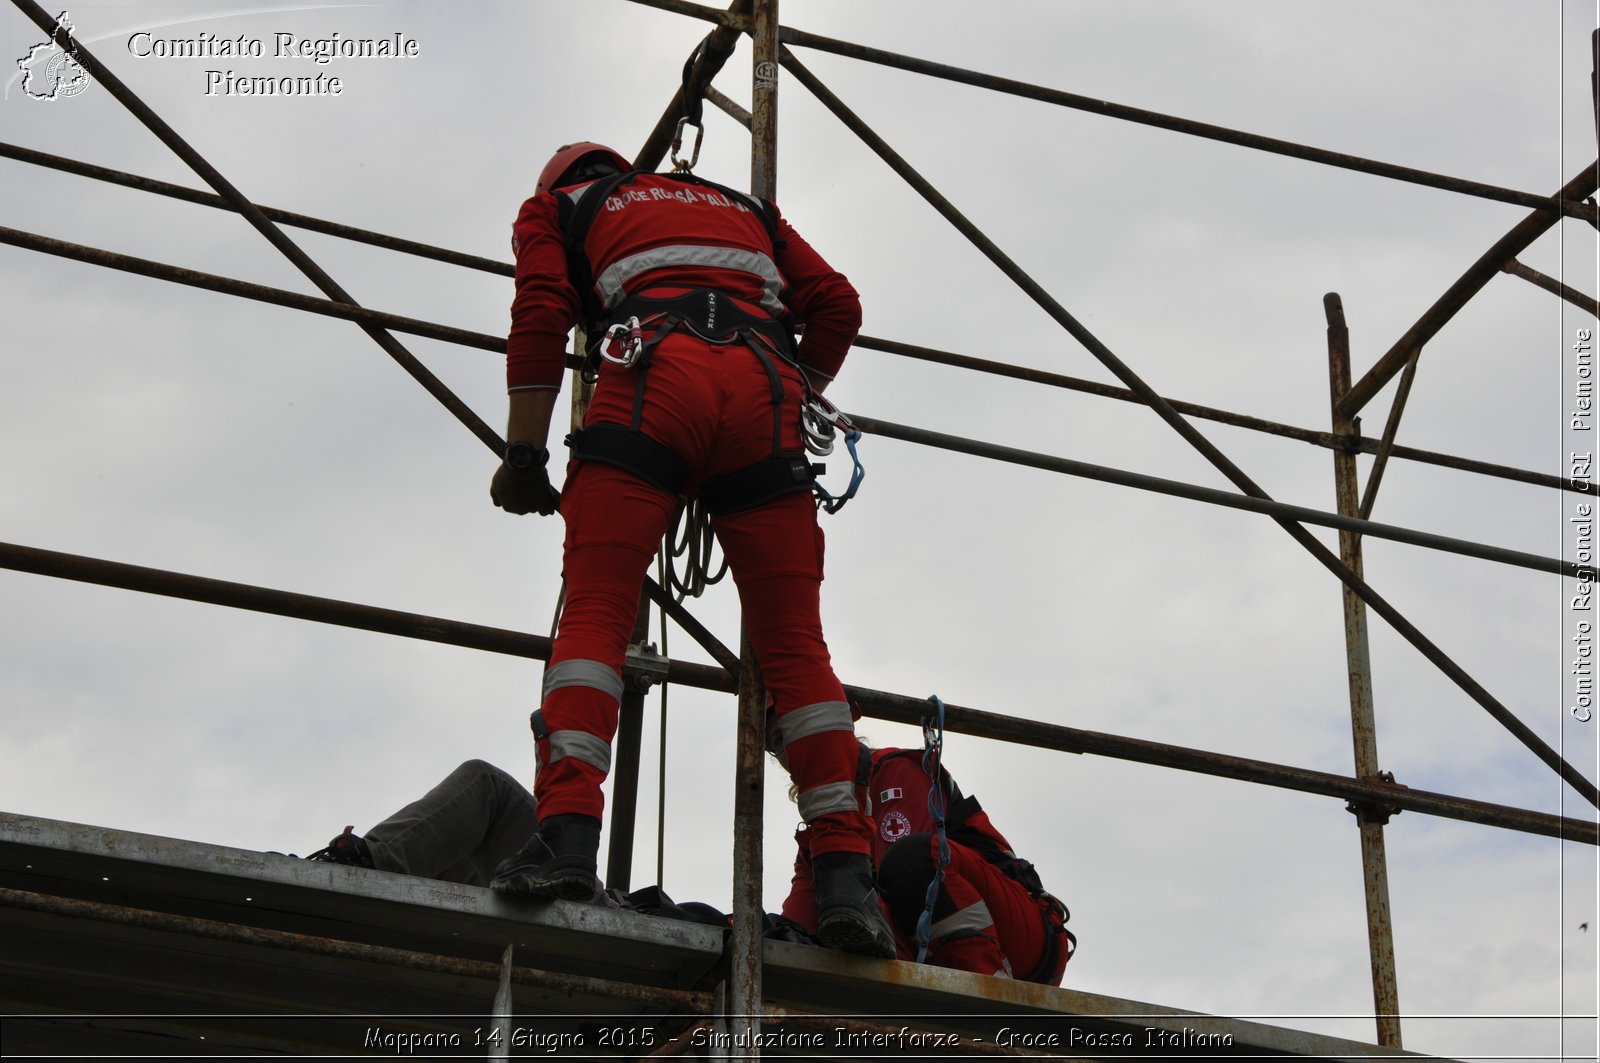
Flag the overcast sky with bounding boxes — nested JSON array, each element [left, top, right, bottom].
[[2, 1, 1597, 1058]]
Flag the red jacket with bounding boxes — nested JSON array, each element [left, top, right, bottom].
[[506, 171, 861, 393]]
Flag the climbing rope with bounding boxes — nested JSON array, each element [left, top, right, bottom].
[[664, 498, 729, 601], [914, 694, 952, 963], [655, 551, 670, 889]]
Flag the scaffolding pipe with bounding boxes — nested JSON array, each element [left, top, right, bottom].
[[780, 45, 1600, 810], [705, 84, 754, 128], [0, 141, 514, 277], [5, 1, 710, 711], [623, 0, 1596, 221], [1502, 258, 1598, 316], [5, 131, 1585, 504], [1339, 162, 1600, 417], [727, 0, 779, 1048], [852, 415, 1593, 582], [855, 334, 1586, 496], [2, 540, 1591, 845], [1356, 349, 1423, 522], [775, 25, 1599, 224], [1327, 294, 1403, 1049], [9, 0, 504, 455], [0, 225, 507, 354], [7, 7, 1591, 1042], [8, 136, 1577, 500]]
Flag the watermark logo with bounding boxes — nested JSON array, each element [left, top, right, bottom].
[[16, 10, 92, 101]]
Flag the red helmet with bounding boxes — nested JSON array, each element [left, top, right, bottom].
[[536, 142, 630, 196]]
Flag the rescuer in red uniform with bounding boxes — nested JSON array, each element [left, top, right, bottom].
[[776, 740, 1073, 982], [487, 142, 893, 957]]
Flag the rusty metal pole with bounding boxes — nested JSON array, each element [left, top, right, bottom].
[[1326, 294, 1403, 1049], [750, 0, 779, 198], [724, 0, 779, 1052], [1592, 29, 1599, 156]]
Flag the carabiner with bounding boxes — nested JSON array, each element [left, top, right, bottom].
[[812, 425, 865, 515], [801, 394, 854, 457], [670, 117, 703, 173], [599, 316, 644, 368]]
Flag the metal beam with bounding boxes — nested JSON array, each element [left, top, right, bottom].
[[1357, 349, 1422, 522], [620, 0, 1595, 220], [1326, 294, 1402, 1049], [0, 141, 513, 277], [729, 0, 779, 1050], [9, 0, 503, 454], [852, 415, 1593, 582], [7, 134, 1577, 499], [1503, 258, 1598, 316], [855, 334, 1587, 496], [1340, 163, 1600, 417], [2, 540, 1593, 846], [779, 45, 1600, 809], [0, 225, 506, 354]]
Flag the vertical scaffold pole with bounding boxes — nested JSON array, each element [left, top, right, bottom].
[[1326, 294, 1403, 1049], [727, 1, 779, 1052]]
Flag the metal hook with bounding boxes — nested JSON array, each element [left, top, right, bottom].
[[599, 316, 644, 367], [670, 117, 702, 173]]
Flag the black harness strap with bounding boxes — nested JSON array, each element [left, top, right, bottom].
[[610, 287, 795, 363], [567, 423, 689, 496], [700, 454, 818, 516]]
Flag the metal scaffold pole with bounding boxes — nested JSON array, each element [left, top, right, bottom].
[[1326, 295, 1403, 1050], [726, 0, 780, 1052]]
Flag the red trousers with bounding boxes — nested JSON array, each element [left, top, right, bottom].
[[881, 836, 1064, 983], [534, 332, 872, 857]]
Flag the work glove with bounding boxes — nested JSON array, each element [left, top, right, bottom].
[[490, 444, 559, 516]]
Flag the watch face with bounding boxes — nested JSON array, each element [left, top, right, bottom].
[[507, 443, 536, 470]]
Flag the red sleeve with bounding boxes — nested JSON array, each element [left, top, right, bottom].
[[779, 830, 820, 934], [773, 209, 860, 383], [506, 193, 582, 393]]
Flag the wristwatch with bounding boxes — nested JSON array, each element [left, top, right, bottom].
[[504, 441, 547, 472]]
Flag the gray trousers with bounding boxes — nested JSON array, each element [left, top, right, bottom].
[[363, 759, 538, 887]]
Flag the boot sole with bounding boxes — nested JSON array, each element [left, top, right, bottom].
[[491, 868, 599, 902], [818, 911, 896, 958]]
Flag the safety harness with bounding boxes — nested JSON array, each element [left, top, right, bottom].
[[554, 169, 861, 516], [861, 717, 1077, 984]]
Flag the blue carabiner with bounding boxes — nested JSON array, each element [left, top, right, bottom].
[[812, 426, 865, 515]]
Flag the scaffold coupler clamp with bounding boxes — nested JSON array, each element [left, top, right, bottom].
[[599, 315, 645, 368], [624, 641, 670, 692], [670, 117, 702, 173], [1345, 770, 1406, 825]]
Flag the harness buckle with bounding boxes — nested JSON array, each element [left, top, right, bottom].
[[670, 117, 702, 173], [599, 315, 645, 368]]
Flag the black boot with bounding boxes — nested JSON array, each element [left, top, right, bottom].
[[812, 851, 896, 958], [303, 825, 374, 869], [491, 814, 601, 901]]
